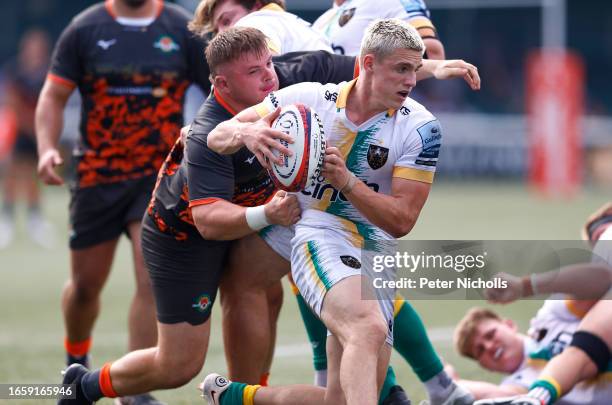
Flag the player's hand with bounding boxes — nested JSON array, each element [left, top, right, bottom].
[[241, 108, 293, 169], [433, 59, 480, 90], [37, 148, 64, 185], [179, 125, 190, 146], [322, 147, 351, 190], [484, 272, 522, 304], [264, 190, 301, 226]]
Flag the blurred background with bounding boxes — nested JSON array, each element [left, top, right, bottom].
[[0, 0, 610, 404]]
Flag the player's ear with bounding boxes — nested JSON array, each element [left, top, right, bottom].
[[503, 318, 517, 331], [362, 54, 375, 72], [213, 75, 228, 91]]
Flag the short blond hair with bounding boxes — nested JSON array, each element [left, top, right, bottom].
[[360, 18, 425, 60], [189, 0, 285, 36], [205, 27, 269, 77], [454, 307, 501, 359]]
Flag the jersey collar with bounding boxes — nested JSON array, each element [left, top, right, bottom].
[[105, 0, 164, 21], [260, 3, 284, 12], [336, 79, 396, 117], [213, 88, 238, 116]]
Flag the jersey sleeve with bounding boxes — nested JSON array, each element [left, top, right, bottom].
[[273, 51, 356, 87], [48, 21, 81, 88], [186, 34, 212, 96], [394, 0, 437, 37], [185, 126, 235, 207], [392, 117, 442, 184], [253, 82, 323, 118]]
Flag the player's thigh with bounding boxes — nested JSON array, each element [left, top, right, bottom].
[[157, 320, 211, 374], [222, 230, 290, 291]]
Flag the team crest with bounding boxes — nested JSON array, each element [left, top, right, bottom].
[[367, 144, 389, 170], [192, 294, 211, 313], [340, 255, 361, 269], [154, 36, 180, 53], [338, 7, 356, 27]]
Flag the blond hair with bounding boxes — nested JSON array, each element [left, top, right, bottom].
[[360, 18, 425, 60], [189, 0, 285, 36], [454, 307, 501, 359], [205, 27, 269, 76]]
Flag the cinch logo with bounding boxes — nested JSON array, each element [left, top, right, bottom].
[[192, 294, 211, 313], [154, 36, 180, 52], [269, 92, 279, 108], [302, 175, 379, 202], [324, 90, 338, 102]]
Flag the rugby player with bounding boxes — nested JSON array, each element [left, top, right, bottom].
[[201, 19, 473, 405], [313, 0, 444, 59], [190, 0, 331, 54], [36, 0, 210, 403], [473, 203, 612, 405], [56, 26, 480, 405]]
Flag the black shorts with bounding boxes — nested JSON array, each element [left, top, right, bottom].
[[13, 132, 37, 159], [69, 175, 156, 249], [141, 214, 230, 325]]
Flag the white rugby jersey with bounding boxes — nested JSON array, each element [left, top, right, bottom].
[[592, 226, 612, 266], [235, 3, 332, 54], [254, 79, 441, 247], [502, 297, 612, 404], [312, 0, 434, 56]]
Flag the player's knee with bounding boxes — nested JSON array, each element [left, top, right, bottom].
[[570, 330, 611, 374], [346, 314, 388, 350], [68, 279, 103, 303], [159, 354, 204, 388], [266, 282, 284, 317]]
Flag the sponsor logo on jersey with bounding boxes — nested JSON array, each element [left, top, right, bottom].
[[400, 106, 410, 116], [367, 144, 389, 169], [302, 175, 379, 202], [154, 36, 180, 53], [192, 294, 212, 312], [340, 255, 361, 269], [324, 90, 338, 102], [338, 7, 356, 27], [269, 92, 279, 108], [415, 120, 441, 167], [97, 39, 117, 50]]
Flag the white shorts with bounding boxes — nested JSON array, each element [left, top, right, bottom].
[[290, 235, 396, 345], [259, 225, 294, 261]]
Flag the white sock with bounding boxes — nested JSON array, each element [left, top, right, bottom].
[[314, 369, 327, 387], [423, 370, 455, 404], [528, 387, 552, 404]]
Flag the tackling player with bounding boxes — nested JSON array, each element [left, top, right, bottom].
[[36, 1, 210, 403], [202, 19, 473, 405]]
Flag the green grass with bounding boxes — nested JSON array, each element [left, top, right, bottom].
[[0, 183, 608, 404]]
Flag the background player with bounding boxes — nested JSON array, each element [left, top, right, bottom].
[[36, 1, 210, 403], [0, 28, 56, 249]]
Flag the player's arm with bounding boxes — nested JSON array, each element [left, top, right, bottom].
[[191, 190, 300, 240], [418, 59, 480, 90], [323, 146, 430, 238], [35, 78, 74, 185], [485, 263, 612, 305], [206, 106, 292, 165]]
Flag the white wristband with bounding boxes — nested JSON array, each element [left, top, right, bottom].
[[245, 205, 270, 231]]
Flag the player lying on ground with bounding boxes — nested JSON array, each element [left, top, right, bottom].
[[56, 27, 478, 405], [473, 202, 612, 405], [201, 19, 473, 405]]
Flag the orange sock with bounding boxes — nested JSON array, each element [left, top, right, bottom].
[[64, 337, 92, 357], [99, 363, 118, 398], [259, 372, 270, 386]]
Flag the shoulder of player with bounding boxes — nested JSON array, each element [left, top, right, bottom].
[[190, 97, 233, 143], [158, 3, 196, 30], [68, 3, 112, 29], [395, 98, 437, 127]]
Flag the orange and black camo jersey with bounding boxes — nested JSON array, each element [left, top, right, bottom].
[[147, 50, 357, 241], [48, 0, 210, 188]]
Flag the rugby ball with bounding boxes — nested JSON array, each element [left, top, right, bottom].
[[268, 104, 326, 192]]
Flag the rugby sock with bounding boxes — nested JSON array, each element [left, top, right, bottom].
[[423, 370, 455, 404], [527, 377, 561, 405], [378, 366, 398, 405], [65, 337, 91, 367], [292, 282, 328, 376], [314, 369, 327, 387], [392, 298, 444, 382], [219, 382, 260, 405], [81, 363, 118, 400]]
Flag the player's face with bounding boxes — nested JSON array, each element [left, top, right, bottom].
[[470, 319, 524, 373], [212, 0, 251, 33], [223, 50, 279, 108], [370, 48, 422, 110]]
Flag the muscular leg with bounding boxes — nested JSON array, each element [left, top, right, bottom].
[[126, 221, 157, 350], [220, 233, 288, 383], [63, 238, 119, 344]]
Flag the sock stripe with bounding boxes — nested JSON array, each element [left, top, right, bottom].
[[259, 373, 269, 387], [99, 363, 118, 398], [540, 376, 562, 399], [243, 384, 261, 405], [64, 337, 92, 357]]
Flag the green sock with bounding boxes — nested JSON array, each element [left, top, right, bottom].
[[219, 382, 247, 405], [378, 366, 397, 405], [295, 291, 327, 371], [393, 299, 443, 382]]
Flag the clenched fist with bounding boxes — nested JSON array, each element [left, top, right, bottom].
[[264, 190, 301, 226]]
